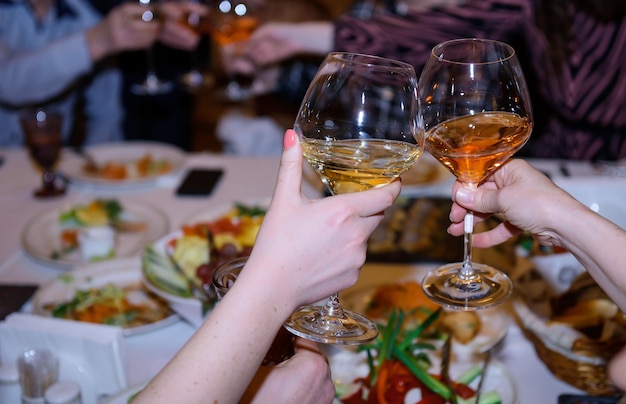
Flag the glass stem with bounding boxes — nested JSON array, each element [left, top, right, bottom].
[[461, 211, 475, 279], [146, 47, 158, 78], [323, 294, 345, 318]]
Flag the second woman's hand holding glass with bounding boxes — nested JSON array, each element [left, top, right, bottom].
[[418, 38, 533, 310]]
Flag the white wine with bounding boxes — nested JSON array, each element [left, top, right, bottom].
[[426, 112, 532, 185], [302, 138, 422, 194]]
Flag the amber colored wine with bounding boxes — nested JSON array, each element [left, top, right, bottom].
[[180, 13, 212, 35], [212, 16, 259, 45], [426, 112, 532, 185], [302, 138, 422, 194]]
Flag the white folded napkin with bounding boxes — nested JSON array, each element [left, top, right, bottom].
[[0, 313, 127, 404], [216, 110, 283, 156]]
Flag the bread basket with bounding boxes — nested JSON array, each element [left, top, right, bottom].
[[511, 256, 626, 396]]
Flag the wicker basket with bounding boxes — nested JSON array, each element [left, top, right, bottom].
[[513, 298, 624, 396]]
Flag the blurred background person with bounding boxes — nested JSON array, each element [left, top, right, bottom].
[[222, 0, 626, 161], [0, 0, 201, 148], [90, 0, 210, 151]]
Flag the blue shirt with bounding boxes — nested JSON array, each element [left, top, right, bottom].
[[0, 0, 123, 147]]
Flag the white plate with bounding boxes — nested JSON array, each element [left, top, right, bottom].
[[59, 141, 185, 189], [341, 264, 510, 355], [32, 257, 179, 336], [142, 198, 270, 327], [326, 346, 519, 404], [21, 198, 169, 269]]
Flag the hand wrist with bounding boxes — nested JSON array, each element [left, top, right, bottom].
[[86, 23, 114, 62]]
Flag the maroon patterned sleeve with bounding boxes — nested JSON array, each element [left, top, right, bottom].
[[333, 0, 530, 72]]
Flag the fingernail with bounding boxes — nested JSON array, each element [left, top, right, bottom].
[[455, 187, 473, 204], [283, 130, 296, 150]]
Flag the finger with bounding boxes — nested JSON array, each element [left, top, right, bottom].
[[271, 130, 303, 202], [454, 186, 503, 215], [293, 337, 322, 355], [339, 179, 402, 218], [471, 221, 521, 248], [447, 212, 489, 236], [449, 202, 467, 223]]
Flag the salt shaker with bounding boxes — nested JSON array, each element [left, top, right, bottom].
[[44, 381, 81, 404], [17, 349, 59, 403]]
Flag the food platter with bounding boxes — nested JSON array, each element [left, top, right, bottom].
[[141, 198, 269, 327], [342, 284, 510, 356], [21, 198, 169, 269], [58, 141, 185, 189], [326, 346, 519, 404], [367, 196, 464, 263], [341, 263, 510, 355], [32, 257, 179, 336]]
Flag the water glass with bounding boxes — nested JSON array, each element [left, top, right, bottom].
[[212, 257, 294, 366]]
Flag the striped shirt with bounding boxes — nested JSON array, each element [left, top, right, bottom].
[[333, 0, 626, 161]]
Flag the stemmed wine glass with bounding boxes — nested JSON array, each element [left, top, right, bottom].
[[209, 0, 261, 101], [131, 0, 174, 95], [418, 38, 533, 310], [20, 108, 66, 198], [284, 52, 425, 344], [178, 0, 213, 91]]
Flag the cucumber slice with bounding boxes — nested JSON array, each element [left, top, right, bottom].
[[142, 246, 193, 297]]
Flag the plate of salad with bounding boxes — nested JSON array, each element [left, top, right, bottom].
[[32, 257, 179, 336], [21, 198, 169, 269], [59, 141, 185, 189]]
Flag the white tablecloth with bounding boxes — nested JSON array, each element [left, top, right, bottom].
[[2, 146, 623, 403]]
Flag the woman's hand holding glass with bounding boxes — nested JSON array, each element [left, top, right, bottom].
[[283, 52, 424, 344], [418, 38, 533, 310], [247, 131, 403, 311]]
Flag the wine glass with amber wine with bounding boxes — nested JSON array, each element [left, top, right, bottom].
[[210, 0, 262, 101], [419, 38, 533, 310], [20, 108, 65, 198], [284, 52, 424, 344]]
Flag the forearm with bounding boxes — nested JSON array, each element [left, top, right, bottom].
[[552, 203, 626, 312], [85, 21, 117, 61], [136, 271, 292, 403], [0, 34, 92, 104]]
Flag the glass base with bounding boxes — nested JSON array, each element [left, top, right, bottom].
[[421, 262, 512, 310], [179, 70, 213, 92], [34, 186, 65, 199], [284, 306, 378, 345], [218, 80, 255, 102], [131, 76, 174, 96]]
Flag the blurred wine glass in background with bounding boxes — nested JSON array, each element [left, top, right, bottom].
[[177, 0, 214, 92], [131, 0, 174, 95], [20, 108, 65, 198], [210, 0, 263, 101]]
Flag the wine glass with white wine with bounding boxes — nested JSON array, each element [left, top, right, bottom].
[[284, 52, 425, 344], [418, 38, 533, 310]]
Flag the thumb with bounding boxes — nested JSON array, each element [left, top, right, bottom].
[[454, 186, 501, 215], [272, 130, 303, 201]]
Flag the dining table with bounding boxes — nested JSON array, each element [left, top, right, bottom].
[[1, 144, 625, 403]]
